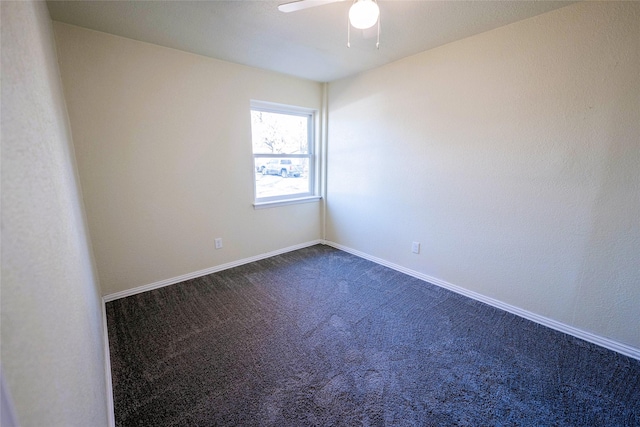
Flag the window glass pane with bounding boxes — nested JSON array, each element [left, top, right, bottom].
[[254, 158, 309, 199], [251, 110, 308, 155]]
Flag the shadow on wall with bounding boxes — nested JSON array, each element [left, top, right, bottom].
[[570, 68, 640, 346]]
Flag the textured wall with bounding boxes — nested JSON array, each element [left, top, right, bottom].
[[53, 24, 324, 296], [0, 2, 109, 426], [327, 2, 640, 349]]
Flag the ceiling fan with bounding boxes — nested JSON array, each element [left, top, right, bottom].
[[278, 0, 381, 48]]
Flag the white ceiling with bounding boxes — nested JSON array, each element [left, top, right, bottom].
[[46, 0, 575, 82]]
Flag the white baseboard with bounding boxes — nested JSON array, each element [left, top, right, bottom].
[[0, 368, 19, 427], [103, 240, 324, 302], [101, 300, 116, 427], [101, 237, 638, 370], [323, 240, 640, 361]]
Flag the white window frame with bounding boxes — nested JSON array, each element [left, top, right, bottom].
[[250, 100, 320, 208]]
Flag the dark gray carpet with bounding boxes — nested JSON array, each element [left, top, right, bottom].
[[106, 245, 640, 426]]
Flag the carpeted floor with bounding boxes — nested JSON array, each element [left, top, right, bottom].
[[106, 244, 640, 426]]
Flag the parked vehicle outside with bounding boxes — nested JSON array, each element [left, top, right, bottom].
[[262, 159, 302, 177]]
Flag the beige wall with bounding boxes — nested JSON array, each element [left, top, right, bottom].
[[53, 23, 324, 296], [327, 2, 640, 349], [49, 2, 639, 353], [1, 2, 109, 426]]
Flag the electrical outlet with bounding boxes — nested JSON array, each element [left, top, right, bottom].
[[412, 241, 420, 254], [215, 238, 223, 249]]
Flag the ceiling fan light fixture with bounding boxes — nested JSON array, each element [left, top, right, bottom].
[[348, 0, 379, 30]]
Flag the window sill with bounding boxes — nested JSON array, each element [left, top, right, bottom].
[[253, 196, 322, 209]]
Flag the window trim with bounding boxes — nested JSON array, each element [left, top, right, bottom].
[[253, 195, 322, 210], [250, 100, 319, 207]]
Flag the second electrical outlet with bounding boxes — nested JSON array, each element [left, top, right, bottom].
[[215, 238, 223, 249]]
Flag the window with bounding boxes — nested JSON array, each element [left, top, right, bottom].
[[250, 101, 319, 207]]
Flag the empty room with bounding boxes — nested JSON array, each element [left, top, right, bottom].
[[2, 0, 639, 426]]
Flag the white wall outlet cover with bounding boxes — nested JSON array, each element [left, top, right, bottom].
[[215, 238, 223, 249], [412, 242, 420, 254]]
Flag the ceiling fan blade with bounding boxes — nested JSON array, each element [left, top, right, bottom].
[[278, 0, 347, 13]]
